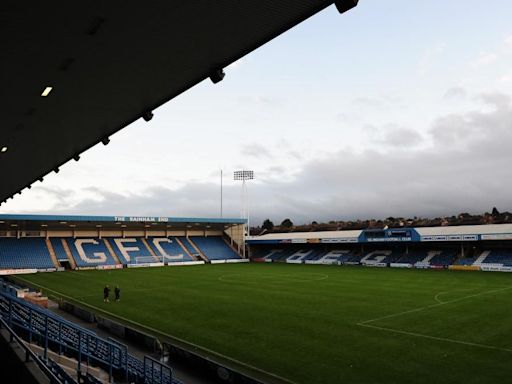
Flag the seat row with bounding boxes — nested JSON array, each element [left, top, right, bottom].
[[256, 248, 459, 267]]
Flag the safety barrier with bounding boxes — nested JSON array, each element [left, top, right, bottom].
[[0, 291, 176, 384], [0, 317, 64, 383]]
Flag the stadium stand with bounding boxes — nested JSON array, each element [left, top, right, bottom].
[[343, 253, 364, 264], [0, 238, 55, 270], [251, 246, 465, 268], [304, 249, 333, 261], [50, 238, 71, 264], [287, 249, 318, 262], [108, 238, 152, 264], [147, 237, 194, 262], [266, 249, 295, 262], [190, 237, 241, 260], [429, 251, 457, 266], [330, 250, 355, 263], [65, 238, 117, 268], [304, 249, 352, 264], [397, 251, 429, 265], [361, 250, 401, 265], [472, 250, 512, 267], [178, 237, 201, 258]]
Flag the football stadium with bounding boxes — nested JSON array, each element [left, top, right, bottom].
[[2, 1, 512, 384], [2, 216, 512, 384]]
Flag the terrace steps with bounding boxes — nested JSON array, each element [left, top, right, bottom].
[[45, 238, 61, 269], [28, 342, 108, 383], [473, 250, 491, 266], [223, 237, 243, 258], [421, 252, 438, 264], [186, 237, 209, 262], [61, 239, 77, 269], [103, 238, 122, 265], [141, 237, 158, 261], [175, 237, 197, 261]]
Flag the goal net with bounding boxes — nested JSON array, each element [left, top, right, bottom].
[[134, 255, 184, 264]]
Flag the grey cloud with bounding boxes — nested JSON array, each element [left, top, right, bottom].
[[444, 87, 467, 99], [240, 143, 274, 159], [430, 92, 512, 149], [480, 92, 511, 109], [287, 150, 303, 161], [373, 125, 424, 148]]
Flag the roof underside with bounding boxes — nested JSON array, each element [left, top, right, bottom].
[[0, 0, 357, 204]]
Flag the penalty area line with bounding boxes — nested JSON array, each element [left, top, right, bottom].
[[359, 285, 512, 325], [357, 323, 512, 353]]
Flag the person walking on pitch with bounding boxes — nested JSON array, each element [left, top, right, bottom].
[[103, 285, 110, 303], [114, 286, 121, 302]]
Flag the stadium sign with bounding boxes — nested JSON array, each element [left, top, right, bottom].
[[115, 216, 169, 223], [0, 268, 38, 276], [480, 233, 512, 240], [321, 238, 359, 243], [366, 237, 412, 242], [420, 235, 479, 242], [390, 263, 413, 268], [480, 265, 512, 272]]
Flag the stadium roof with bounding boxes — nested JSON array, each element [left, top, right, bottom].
[[0, 214, 245, 231], [248, 224, 512, 244], [0, 0, 358, 205], [414, 224, 512, 236]]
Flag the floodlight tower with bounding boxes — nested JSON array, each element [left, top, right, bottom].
[[233, 170, 254, 237]]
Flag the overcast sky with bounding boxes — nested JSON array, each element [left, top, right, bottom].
[[2, 0, 512, 225]]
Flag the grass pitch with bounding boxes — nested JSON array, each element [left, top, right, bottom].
[[17, 263, 512, 384]]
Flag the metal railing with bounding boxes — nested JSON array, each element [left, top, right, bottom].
[[0, 316, 65, 384], [0, 290, 175, 384]]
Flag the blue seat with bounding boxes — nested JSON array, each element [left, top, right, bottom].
[[66, 238, 117, 267], [190, 237, 240, 260], [0, 238, 54, 270], [106, 238, 152, 264], [147, 237, 193, 262]]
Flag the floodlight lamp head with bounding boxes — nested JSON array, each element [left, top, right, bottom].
[[233, 170, 254, 181]]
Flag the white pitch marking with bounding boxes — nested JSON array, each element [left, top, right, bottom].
[[434, 287, 481, 304], [433, 292, 445, 304], [358, 323, 512, 353], [359, 285, 512, 325]]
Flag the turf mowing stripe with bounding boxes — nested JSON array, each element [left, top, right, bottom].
[[14, 275, 299, 384], [358, 323, 512, 353], [359, 285, 512, 325]]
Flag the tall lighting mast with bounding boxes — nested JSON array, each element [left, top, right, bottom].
[[233, 170, 254, 237]]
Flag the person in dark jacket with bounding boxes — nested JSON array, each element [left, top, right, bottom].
[[114, 286, 120, 302], [103, 285, 110, 303]]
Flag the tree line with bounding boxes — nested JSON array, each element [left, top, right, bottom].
[[254, 207, 512, 234]]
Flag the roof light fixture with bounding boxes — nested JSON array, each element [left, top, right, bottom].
[[1, 146, 7, 153], [41, 87, 53, 97]]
